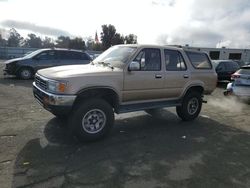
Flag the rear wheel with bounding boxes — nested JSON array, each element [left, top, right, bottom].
[[176, 91, 202, 121], [18, 67, 33, 80], [69, 98, 114, 142]]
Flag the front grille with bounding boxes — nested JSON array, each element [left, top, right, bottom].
[[35, 75, 47, 90]]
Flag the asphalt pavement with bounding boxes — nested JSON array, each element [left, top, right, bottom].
[[0, 60, 250, 188]]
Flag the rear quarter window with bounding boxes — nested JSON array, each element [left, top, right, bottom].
[[237, 69, 250, 75], [186, 51, 212, 69]]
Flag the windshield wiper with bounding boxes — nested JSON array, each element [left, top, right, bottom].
[[97, 61, 114, 70]]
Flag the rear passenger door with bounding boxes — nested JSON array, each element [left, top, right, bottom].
[[123, 48, 165, 102], [164, 49, 190, 98]]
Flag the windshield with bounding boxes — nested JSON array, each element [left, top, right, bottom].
[[24, 49, 47, 58], [93, 46, 137, 68]]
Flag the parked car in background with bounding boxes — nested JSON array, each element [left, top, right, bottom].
[[212, 60, 240, 81], [224, 65, 250, 100], [233, 60, 247, 67], [3, 48, 92, 79]]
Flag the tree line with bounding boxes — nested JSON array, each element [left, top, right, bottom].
[[0, 24, 137, 51]]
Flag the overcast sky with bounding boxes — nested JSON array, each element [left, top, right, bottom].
[[0, 0, 250, 48]]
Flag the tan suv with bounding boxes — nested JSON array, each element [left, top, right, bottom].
[[33, 44, 217, 141]]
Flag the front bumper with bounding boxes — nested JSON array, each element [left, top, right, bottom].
[[3, 68, 15, 76], [33, 82, 76, 115]]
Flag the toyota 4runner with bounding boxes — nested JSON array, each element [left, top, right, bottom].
[[33, 45, 217, 141]]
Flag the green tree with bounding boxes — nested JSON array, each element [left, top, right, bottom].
[[111, 33, 124, 45], [0, 34, 7, 47], [100, 24, 117, 50], [125, 34, 137, 44], [56, 36, 71, 48], [42, 37, 55, 48], [24, 33, 42, 48], [92, 43, 102, 51], [7, 28, 23, 47], [69, 37, 86, 50]]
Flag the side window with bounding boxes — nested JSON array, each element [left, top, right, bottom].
[[217, 62, 225, 71], [232, 62, 240, 70], [186, 51, 212, 69], [58, 51, 71, 60], [81, 53, 91, 60], [164, 50, 187, 71], [133, 48, 161, 71], [36, 51, 55, 60]]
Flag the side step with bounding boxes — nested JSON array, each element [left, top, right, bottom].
[[117, 99, 181, 114]]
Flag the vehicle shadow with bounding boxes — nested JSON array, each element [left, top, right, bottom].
[[12, 110, 250, 188], [216, 81, 229, 89]]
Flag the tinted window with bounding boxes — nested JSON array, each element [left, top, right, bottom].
[[224, 61, 239, 71], [186, 52, 212, 69], [229, 53, 241, 60], [237, 68, 250, 75], [36, 50, 56, 60], [217, 62, 225, 71], [58, 51, 90, 60], [58, 51, 72, 60], [134, 48, 161, 71], [81, 53, 91, 60], [165, 50, 186, 71], [209, 51, 220, 60]]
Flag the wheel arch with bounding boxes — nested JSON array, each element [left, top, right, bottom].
[[182, 85, 204, 98], [74, 87, 120, 111]]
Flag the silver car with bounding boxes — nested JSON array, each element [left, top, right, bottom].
[[224, 65, 250, 99]]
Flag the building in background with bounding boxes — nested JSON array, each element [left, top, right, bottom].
[[182, 46, 250, 62]]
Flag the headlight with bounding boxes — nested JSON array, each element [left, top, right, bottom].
[[47, 80, 67, 93]]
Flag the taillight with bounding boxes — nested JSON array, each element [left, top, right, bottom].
[[231, 74, 240, 80]]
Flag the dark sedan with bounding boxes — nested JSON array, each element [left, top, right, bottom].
[[212, 60, 240, 81], [3, 48, 92, 79]]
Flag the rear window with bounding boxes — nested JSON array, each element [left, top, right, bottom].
[[186, 51, 212, 69], [237, 69, 250, 75]]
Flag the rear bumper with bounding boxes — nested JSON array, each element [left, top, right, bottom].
[[33, 82, 76, 115], [224, 83, 250, 98]]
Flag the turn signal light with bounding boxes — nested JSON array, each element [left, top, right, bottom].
[[58, 83, 66, 92]]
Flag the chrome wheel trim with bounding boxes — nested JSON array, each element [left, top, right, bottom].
[[187, 97, 199, 115], [82, 109, 107, 134], [21, 69, 31, 78]]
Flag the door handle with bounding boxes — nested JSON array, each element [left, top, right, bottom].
[[155, 74, 162, 79], [183, 74, 189, 78]]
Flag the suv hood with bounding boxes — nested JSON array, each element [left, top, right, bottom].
[[37, 64, 122, 79], [4, 57, 27, 64]]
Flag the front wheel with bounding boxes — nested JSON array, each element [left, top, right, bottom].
[[176, 91, 202, 121], [18, 68, 33, 80], [69, 98, 114, 142]]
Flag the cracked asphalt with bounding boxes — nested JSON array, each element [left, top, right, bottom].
[[0, 60, 250, 188]]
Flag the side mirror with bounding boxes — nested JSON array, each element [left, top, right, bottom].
[[128, 61, 140, 71]]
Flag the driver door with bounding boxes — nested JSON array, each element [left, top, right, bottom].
[[123, 48, 165, 103]]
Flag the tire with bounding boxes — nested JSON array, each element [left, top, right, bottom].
[[69, 98, 114, 142], [176, 91, 202, 121], [18, 67, 33, 80]]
